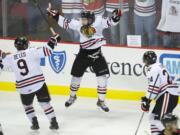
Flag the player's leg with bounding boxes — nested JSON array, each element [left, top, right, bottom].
[[20, 93, 39, 130], [92, 54, 110, 112], [36, 83, 59, 130], [65, 76, 82, 107], [150, 92, 179, 135], [65, 52, 89, 107]]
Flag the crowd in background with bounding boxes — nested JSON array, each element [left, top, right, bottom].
[[0, 0, 180, 48]]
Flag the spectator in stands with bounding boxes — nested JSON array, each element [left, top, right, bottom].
[[134, 0, 158, 46], [106, 0, 129, 45], [27, 0, 49, 35], [9, 0, 28, 35], [61, 0, 83, 42], [83, 0, 105, 16], [157, 0, 180, 48]]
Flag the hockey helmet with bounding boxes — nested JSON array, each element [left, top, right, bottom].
[[143, 51, 157, 65], [81, 10, 95, 25], [14, 37, 29, 51]]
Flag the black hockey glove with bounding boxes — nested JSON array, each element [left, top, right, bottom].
[[47, 9, 59, 22], [47, 33, 61, 49], [112, 9, 122, 23], [141, 96, 151, 112]]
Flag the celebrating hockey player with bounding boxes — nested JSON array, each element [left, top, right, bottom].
[[47, 6, 121, 112], [141, 51, 180, 135], [161, 113, 180, 135], [1, 35, 60, 130]]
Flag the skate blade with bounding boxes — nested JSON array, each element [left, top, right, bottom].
[[97, 106, 110, 113]]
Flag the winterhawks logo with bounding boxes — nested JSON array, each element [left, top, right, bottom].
[[49, 51, 66, 73]]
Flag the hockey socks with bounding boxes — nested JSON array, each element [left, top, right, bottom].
[[70, 76, 82, 97]]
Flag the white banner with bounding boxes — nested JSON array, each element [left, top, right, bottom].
[[0, 39, 180, 92]]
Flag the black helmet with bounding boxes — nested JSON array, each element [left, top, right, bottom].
[[143, 51, 157, 65], [81, 10, 95, 25], [161, 113, 178, 127], [14, 37, 29, 51]]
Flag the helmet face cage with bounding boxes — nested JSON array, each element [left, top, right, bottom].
[[81, 11, 95, 25], [14, 37, 29, 51], [143, 51, 157, 65]]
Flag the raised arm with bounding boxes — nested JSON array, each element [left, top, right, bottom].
[[37, 33, 61, 58], [47, 8, 81, 31]]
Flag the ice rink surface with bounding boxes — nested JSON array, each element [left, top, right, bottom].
[[0, 91, 179, 135]]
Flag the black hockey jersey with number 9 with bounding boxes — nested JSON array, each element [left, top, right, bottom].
[[2, 46, 52, 94], [146, 63, 180, 100]]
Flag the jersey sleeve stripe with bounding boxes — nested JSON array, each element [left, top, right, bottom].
[[148, 90, 159, 94], [43, 47, 47, 56], [45, 48, 50, 56], [47, 48, 52, 56]]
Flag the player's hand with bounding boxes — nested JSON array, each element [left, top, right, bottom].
[[48, 33, 61, 49], [141, 96, 151, 112], [112, 9, 122, 22], [47, 7, 59, 22]]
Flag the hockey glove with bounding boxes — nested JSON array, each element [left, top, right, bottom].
[[141, 96, 151, 112], [47, 33, 61, 49], [112, 9, 122, 23], [47, 9, 59, 22]]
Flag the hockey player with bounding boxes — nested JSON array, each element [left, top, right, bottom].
[[1, 35, 60, 130], [161, 114, 180, 135], [47, 7, 122, 112], [141, 51, 180, 135]]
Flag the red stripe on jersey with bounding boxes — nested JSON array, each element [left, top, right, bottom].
[[148, 87, 159, 92], [81, 38, 105, 49], [16, 76, 45, 87], [45, 107, 53, 112], [16, 79, 45, 89], [45, 48, 49, 56], [43, 47, 48, 56]]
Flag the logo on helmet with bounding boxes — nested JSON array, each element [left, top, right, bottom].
[[49, 51, 66, 73]]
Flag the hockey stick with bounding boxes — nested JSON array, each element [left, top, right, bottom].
[[134, 74, 160, 135], [32, 0, 56, 35]]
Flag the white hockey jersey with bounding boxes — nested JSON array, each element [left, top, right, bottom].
[[58, 15, 118, 49], [146, 63, 180, 100], [157, 0, 180, 32], [106, 0, 129, 13], [134, 0, 156, 16], [2, 46, 53, 94]]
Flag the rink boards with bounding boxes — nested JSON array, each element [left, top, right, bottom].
[[0, 39, 180, 100]]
